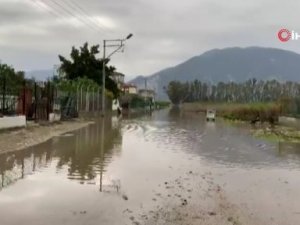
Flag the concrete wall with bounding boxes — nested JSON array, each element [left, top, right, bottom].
[[0, 116, 26, 130], [278, 116, 300, 129], [49, 113, 61, 122]]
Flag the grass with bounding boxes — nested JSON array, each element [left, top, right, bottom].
[[155, 101, 171, 108], [182, 102, 281, 123], [252, 126, 300, 143]]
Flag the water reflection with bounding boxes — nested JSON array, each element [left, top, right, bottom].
[[1, 109, 300, 193], [0, 116, 122, 191], [0, 142, 53, 191], [168, 106, 181, 120]]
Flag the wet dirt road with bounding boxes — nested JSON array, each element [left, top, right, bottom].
[[0, 109, 300, 225]]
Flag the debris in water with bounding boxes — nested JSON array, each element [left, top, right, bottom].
[[228, 216, 234, 222], [123, 209, 133, 214], [208, 211, 216, 216], [122, 194, 129, 200], [181, 199, 188, 206], [129, 216, 135, 221]]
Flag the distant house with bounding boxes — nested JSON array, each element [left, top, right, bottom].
[[110, 72, 125, 90], [138, 89, 155, 100], [122, 84, 138, 94]]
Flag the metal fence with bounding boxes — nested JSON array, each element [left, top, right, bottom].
[[0, 80, 57, 121], [0, 78, 31, 117], [76, 86, 102, 113], [0, 77, 108, 121]]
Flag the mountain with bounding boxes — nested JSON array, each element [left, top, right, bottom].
[[25, 69, 54, 81], [129, 47, 300, 100]]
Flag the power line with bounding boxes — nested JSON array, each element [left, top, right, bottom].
[[29, 0, 60, 19], [30, 0, 113, 35], [62, 0, 111, 33], [39, 0, 101, 32], [30, 0, 91, 34], [43, 0, 99, 32], [29, 0, 93, 31], [65, 0, 113, 33]]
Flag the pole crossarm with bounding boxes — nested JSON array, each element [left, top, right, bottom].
[[106, 42, 124, 59]]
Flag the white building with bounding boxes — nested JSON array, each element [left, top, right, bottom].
[[122, 84, 138, 94]]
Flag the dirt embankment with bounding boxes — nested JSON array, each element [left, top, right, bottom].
[[0, 120, 93, 154]]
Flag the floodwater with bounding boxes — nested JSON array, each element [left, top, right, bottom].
[[0, 108, 300, 225]]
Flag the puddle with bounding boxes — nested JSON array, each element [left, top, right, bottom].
[[0, 110, 300, 225]]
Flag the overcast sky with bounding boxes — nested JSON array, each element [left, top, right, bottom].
[[1, 0, 300, 80]]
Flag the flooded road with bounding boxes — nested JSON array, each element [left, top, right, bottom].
[[0, 109, 300, 225]]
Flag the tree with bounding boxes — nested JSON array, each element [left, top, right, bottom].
[[58, 42, 119, 98], [166, 78, 300, 108], [0, 63, 25, 94], [166, 81, 189, 105]]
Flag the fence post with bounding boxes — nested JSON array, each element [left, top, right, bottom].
[[80, 86, 83, 113], [93, 87, 95, 112], [51, 83, 55, 113], [97, 88, 100, 111], [34, 82, 37, 121], [86, 85, 91, 112], [76, 84, 80, 113], [46, 81, 50, 121], [2, 75, 5, 114], [22, 80, 26, 116]]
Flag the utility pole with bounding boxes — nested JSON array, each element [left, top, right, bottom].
[[101, 40, 106, 117], [144, 78, 147, 111], [101, 33, 133, 117], [0, 60, 5, 115], [2, 75, 5, 115]]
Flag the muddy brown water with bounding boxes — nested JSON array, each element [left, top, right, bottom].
[[0, 109, 300, 225]]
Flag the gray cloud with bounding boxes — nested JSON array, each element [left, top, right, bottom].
[[0, 0, 299, 80]]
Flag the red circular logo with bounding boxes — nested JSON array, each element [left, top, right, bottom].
[[278, 29, 291, 42]]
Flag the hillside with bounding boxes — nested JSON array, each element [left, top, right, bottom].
[[130, 47, 300, 100]]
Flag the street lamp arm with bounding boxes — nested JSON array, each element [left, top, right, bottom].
[[104, 34, 133, 43]]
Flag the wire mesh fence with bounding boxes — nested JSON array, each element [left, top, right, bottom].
[[0, 77, 108, 121]]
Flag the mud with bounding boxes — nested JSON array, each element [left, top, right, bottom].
[[0, 120, 93, 154]]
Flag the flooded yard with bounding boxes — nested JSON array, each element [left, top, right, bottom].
[[0, 109, 300, 225]]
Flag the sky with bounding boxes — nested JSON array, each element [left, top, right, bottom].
[[1, 0, 300, 80]]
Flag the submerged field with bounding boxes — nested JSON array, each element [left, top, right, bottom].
[[182, 102, 300, 143], [252, 125, 300, 143], [182, 102, 281, 123]]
